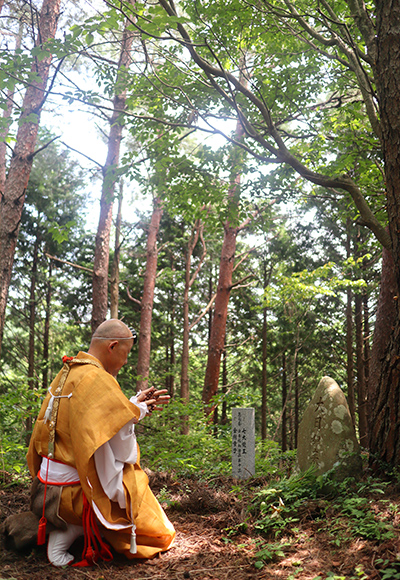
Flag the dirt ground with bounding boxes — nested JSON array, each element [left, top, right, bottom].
[[1, 472, 400, 580]]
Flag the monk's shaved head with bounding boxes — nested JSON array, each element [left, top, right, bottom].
[[92, 319, 133, 340], [89, 319, 136, 377]]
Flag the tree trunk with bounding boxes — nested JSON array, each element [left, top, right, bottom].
[[208, 273, 213, 341], [202, 223, 237, 411], [0, 17, 24, 193], [369, 247, 396, 411], [282, 350, 287, 452], [0, 0, 61, 354], [180, 219, 205, 433], [26, 233, 39, 445], [166, 288, 175, 396], [294, 359, 299, 449], [261, 300, 268, 440], [355, 291, 368, 447], [221, 347, 228, 425], [202, 156, 243, 411], [91, 12, 135, 332], [110, 182, 123, 319], [202, 59, 247, 412], [169, 310, 175, 397], [42, 259, 52, 391], [345, 219, 356, 425], [368, 246, 399, 464], [367, 3, 400, 467], [136, 199, 163, 391], [363, 288, 371, 398]]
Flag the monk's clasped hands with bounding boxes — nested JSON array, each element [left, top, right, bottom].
[[137, 386, 170, 414]]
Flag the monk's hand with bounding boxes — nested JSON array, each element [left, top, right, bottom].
[[138, 387, 170, 414]]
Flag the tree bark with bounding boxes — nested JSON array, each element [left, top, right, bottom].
[[368, 3, 400, 467], [91, 11, 135, 332], [202, 110, 245, 411], [369, 247, 396, 412], [355, 291, 368, 447], [282, 350, 287, 452], [346, 286, 356, 425], [261, 300, 268, 440], [363, 288, 371, 398], [180, 219, 205, 433], [166, 281, 176, 397], [110, 182, 123, 319], [136, 199, 163, 391], [42, 259, 52, 391], [202, 223, 237, 411], [221, 347, 228, 425], [0, 0, 61, 354], [26, 233, 39, 446], [0, 17, 24, 194], [345, 219, 356, 425], [294, 362, 299, 449]]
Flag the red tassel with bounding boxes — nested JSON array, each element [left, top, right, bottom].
[[72, 494, 113, 567], [37, 516, 47, 545]]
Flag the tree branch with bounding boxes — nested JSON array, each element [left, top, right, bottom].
[[189, 291, 217, 331], [45, 253, 95, 275], [152, 0, 388, 247], [126, 285, 142, 305], [30, 135, 60, 159]]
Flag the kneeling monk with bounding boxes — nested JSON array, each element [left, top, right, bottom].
[[11, 319, 175, 566]]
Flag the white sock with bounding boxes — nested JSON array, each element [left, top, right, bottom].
[[47, 523, 83, 567]]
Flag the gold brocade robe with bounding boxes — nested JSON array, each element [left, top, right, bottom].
[[26, 352, 175, 559]]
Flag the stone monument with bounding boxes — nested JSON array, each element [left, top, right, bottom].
[[232, 408, 255, 479], [296, 376, 362, 479]]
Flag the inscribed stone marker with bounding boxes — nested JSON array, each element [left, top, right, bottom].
[[296, 376, 362, 479], [232, 408, 255, 479]]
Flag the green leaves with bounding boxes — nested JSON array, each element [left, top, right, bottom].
[[31, 45, 52, 62], [48, 220, 76, 244], [251, 470, 396, 546], [263, 262, 367, 312]]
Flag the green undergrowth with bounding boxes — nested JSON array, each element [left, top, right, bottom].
[[251, 468, 398, 572], [138, 397, 296, 480]]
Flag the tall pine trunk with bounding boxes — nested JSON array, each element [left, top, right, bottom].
[[261, 301, 268, 440], [42, 259, 52, 391], [136, 199, 163, 391], [355, 292, 368, 447], [0, 17, 24, 193], [369, 247, 397, 461], [202, 223, 237, 411], [294, 362, 299, 449], [369, 4, 400, 466], [110, 182, 123, 319], [346, 219, 356, 425], [26, 234, 39, 445], [180, 219, 205, 433], [363, 287, 371, 397], [0, 0, 61, 354], [281, 350, 287, 452], [202, 118, 245, 411], [91, 11, 135, 331], [166, 281, 176, 396], [221, 347, 228, 425]]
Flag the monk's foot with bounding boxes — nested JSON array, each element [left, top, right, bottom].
[[47, 523, 83, 567]]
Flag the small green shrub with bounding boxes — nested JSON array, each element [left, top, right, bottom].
[[251, 469, 395, 544], [253, 540, 291, 568]]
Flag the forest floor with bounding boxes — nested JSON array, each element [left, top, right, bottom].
[[1, 470, 400, 580]]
